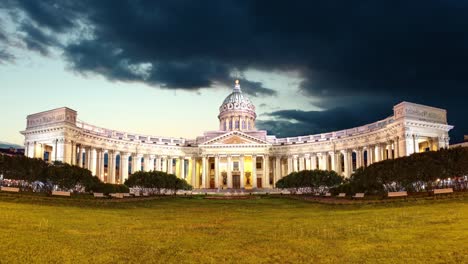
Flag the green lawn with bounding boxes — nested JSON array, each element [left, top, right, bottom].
[[0, 194, 467, 264]]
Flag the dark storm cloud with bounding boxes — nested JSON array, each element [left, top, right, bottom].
[[2, 0, 468, 141], [19, 22, 59, 55], [257, 103, 391, 138]]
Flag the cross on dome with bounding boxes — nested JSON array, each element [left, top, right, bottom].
[[233, 79, 241, 92]]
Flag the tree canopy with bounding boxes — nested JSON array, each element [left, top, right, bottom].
[[125, 171, 192, 194], [276, 169, 344, 193], [347, 147, 468, 194]]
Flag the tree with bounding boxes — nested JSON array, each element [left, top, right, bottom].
[[348, 147, 468, 194], [125, 171, 192, 194], [276, 169, 343, 193]]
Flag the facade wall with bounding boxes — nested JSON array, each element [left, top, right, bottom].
[[21, 102, 453, 189]]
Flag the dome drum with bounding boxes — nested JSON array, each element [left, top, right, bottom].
[[218, 80, 257, 131]]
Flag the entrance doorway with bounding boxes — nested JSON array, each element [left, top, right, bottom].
[[232, 174, 240, 189], [257, 178, 262, 188], [210, 178, 215, 189]]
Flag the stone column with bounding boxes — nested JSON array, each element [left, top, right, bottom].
[[394, 137, 400, 158], [374, 145, 381, 162], [95, 149, 101, 179], [78, 146, 83, 168], [98, 150, 105, 181], [83, 147, 88, 169], [191, 157, 197, 187], [318, 153, 325, 170], [121, 153, 130, 183], [292, 155, 298, 172], [311, 155, 318, 170], [382, 143, 388, 160], [343, 150, 351, 178], [298, 156, 305, 171], [287, 156, 293, 175], [304, 155, 310, 170], [274, 157, 281, 186], [108, 151, 115, 184], [355, 149, 362, 169], [251, 155, 257, 188], [167, 157, 173, 174], [70, 142, 76, 165], [130, 154, 136, 174], [136, 155, 143, 172], [180, 157, 186, 179], [330, 152, 337, 172], [142, 155, 150, 172], [202, 156, 207, 188], [335, 152, 342, 174], [367, 146, 373, 166], [90, 148, 97, 176], [161, 157, 167, 172], [413, 135, 419, 154], [263, 155, 270, 188], [388, 142, 394, 159], [240, 155, 245, 188], [227, 155, 233, 188], [155, 156, 161, 171], [149, 155, 155, 171], [214, 155, 219, 188]]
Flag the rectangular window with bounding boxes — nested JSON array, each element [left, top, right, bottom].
[[256, 162, 262, 169], [233, 161, 239, 171]]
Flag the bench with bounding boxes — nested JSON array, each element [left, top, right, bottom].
[[337, 193, 346, 198], [52, 191, 71, 197], [1, 186, 20, 193], [352, 193, 365, 199], [142, 192, 149, 197], [134, 192, 141, 197], [433, 188, 453, 195], [123, 193, 132, 197], [387, 191, 408, 198], [93, 192, 106, 198], [324, 193, 332, 197]]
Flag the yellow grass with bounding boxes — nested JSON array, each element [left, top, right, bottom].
[[0, 193, 467, 263]]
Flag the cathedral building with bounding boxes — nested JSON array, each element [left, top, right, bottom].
[[21, 81, 453, 189]]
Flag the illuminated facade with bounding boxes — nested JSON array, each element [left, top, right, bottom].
[[21, 81, 453, 189]]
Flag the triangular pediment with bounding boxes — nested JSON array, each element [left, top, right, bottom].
[[201, 131, 270, 146]]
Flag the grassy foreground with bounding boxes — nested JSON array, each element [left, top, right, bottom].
[[0, 194, 467, 264]]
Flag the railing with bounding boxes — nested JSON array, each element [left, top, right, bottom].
[[75, 120, 186, 145], [270, 116, 395, 145], [75, 115, 395, 147]]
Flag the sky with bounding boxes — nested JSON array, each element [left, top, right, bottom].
[[0, 0, 467, 146]]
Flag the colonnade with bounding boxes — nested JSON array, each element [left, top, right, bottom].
[[25, 134, 445, 189], [219, 115, 255, 131], [72, 144, 193, 184], [199, 154, 271, 189], [281, 140, 400, 178]]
